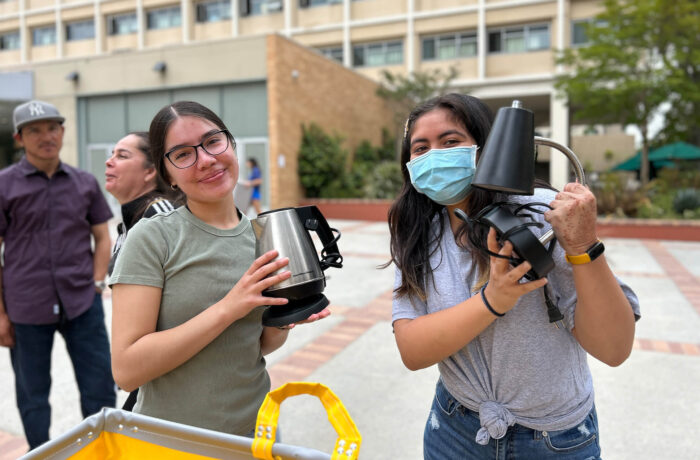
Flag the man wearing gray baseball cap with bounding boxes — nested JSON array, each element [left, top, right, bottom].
[[0, 100, 116, 451], [12, 100, 66, 134]]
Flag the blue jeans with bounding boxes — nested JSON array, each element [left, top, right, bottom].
[[10, 294, 116, 449], [424, 380, 601, 460]]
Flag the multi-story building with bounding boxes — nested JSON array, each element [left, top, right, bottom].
[[0, 0, 634, 206]]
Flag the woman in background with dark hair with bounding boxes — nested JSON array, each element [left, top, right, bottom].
[[105, 131, 179, 411], [105, 132, 178, 276], [386, 93, 639, 459], [109, 101, 328, 436]]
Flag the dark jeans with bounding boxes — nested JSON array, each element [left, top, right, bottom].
[[424, 380, 601, 460], [10, 293, 116, 450]]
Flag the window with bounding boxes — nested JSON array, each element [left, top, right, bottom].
[[196, 0, 231, 22], [241, 0, 282, 16], [353, 40, 403, 67], [0, 30, 20, 50], [571, 19, 606, 46], [66, 19, 95, 41], [299, 0, 342, 7], [488, 23, 550, 54], [318, 46, 343, 63], [422, 32, 477, 61], [572, 21, 588, 46], [108, 12, 138, 36], [527, 25, 549, 50], [147, 6, 181, 30], [32, 26, 56, 46]]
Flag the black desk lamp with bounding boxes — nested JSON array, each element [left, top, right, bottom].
[[454, 100, 587, 323]]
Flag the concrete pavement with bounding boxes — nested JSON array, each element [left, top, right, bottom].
[[1, 219, 699, 459]]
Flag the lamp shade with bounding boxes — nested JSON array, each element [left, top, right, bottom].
[[472, 101, 536, 195]]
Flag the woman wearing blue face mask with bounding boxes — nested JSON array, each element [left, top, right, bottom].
[[385, 93, 640, 459]]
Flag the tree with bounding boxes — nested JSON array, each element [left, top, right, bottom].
[[653, 0, 700, 147], [376, 66, 459, 148], [555, 0, 699, 185]]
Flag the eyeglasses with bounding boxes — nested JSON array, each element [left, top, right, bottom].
[[164, 130, 235, 169]]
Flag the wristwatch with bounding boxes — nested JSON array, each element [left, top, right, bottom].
[[565, 240, 605, 265], [95, 280, 107, 291]]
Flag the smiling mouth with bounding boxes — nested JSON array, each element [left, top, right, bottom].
[[199, 169, 225, 183]]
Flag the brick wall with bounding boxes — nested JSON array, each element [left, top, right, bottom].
[[266, 34, 394, 208]]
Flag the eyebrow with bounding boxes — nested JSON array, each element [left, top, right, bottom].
[[166, 129, 221, 152], [410, 129, 466, 147]]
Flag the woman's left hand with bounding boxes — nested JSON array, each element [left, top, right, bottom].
[[544, 182, 599, 255], [275, 308, 332, 330]]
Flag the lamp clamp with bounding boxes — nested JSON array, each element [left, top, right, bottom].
[[454, 201, 556, 280]]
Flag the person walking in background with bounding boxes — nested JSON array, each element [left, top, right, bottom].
[[243, 158, 263, 215], [104, 131, 179, 411], [0, 100, 116, 450], [385, 93, 639, 459], [109, 101, 329, 436]]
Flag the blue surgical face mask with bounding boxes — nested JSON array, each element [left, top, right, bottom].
[[406, 145, 478, 205]]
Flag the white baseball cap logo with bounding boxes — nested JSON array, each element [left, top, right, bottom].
[[29, 102, 46, 117]]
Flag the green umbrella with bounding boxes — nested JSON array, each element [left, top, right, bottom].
[[612, 142, 700, 171]]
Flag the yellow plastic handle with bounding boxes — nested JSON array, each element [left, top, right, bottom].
[[251, 382, 361, 460]]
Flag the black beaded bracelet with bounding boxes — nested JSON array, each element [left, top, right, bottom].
[[481, 282, 505, 317]]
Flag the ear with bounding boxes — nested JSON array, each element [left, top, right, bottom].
[[144, 167, 157, 184], [13, 132, 23, 147]]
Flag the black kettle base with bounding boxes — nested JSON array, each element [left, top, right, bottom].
[[262, 294, 330, 327]]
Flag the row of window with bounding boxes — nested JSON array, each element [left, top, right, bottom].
[[1, 18, 597, 53], [0, 7, 179, 49], [0, 0, 300, 49], [321, 24, 551, 67], [318, 20, 595, 67]]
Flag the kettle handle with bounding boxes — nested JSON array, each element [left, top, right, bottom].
[[294, 206, 343, 270]]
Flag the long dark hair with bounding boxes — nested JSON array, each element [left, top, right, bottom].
[[148, 101, 230, 203], [386, 93, 501, 301], [128, 131, 180, 216]]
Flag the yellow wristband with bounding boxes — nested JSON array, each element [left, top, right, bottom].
[[565, 240, 605, 265]]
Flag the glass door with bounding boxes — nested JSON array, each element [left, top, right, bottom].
[[235, 137, 269, 217]]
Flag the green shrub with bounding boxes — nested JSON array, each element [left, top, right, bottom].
[[376, 128, 398, 162], [298, 123, 348, 198], [590, 171, 648, 217], [298, 124, 399, 199], [363, 161, 403, 199], [353, 140, 379, 166], [672, 188, 700, 214], [636, 166, 700, 219]]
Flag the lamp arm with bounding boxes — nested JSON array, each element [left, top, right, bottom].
[[534, 137, 586, 186], [534, 137, 587, 245]]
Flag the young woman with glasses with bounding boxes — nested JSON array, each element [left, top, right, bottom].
[[109, 101, 329, 436], [105, 131, 179, 412], [386, 93, 640, 459]]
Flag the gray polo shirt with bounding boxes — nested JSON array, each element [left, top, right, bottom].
[[392, 188, 641, 442]]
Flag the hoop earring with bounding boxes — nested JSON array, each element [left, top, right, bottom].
[[171, 184, 178, 191]]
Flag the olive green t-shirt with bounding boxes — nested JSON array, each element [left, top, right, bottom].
[[110, 206, 269, 435]]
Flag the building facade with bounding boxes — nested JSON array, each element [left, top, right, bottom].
[[0, 0, 634, 199]]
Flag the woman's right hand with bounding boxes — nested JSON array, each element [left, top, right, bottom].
[[484, 228, 547, 315], [221, 250, 291, 320]]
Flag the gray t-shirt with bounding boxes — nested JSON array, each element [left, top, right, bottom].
[[392, 188, 640, 442], [110, 206, 269, 435]]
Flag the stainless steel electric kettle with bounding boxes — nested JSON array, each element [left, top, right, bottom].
[[251, 206, 342, 327]]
